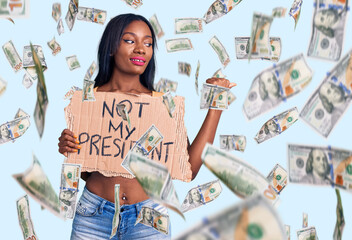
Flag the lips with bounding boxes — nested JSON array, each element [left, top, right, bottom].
[[130, 57, 146, 66]]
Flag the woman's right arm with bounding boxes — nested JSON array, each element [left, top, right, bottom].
[[58, 129, 91, 181]]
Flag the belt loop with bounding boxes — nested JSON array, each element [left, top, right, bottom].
[[99, 200, 106, 214], [135, 202, 142, 217]]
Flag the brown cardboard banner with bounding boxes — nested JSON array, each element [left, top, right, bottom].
[[64, 91, 191, 182]]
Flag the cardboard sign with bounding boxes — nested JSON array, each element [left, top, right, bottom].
[[64, 91, 192, 182]]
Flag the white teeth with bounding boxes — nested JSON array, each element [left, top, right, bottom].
[[131, 58, 145, 63]]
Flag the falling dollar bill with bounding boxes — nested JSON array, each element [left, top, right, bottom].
[[227, 91, 236, 105], [57, 18, 64, 35], [289, 0, 303, 29], [334, 189, 345, 240], [272, 7, 287, 18], [128, 152, 184, 218], [200, 83, 229, 110], [300, 49, 352, 138], [181, 179, 222, 213], [22, 74, 33, 89], [285, 225, 291, 240], [303, 212, 308, 228], [212, 68, 226, 78], [219, 134, 246, 152], [195, 60, 200, 95], [52, 3, 61, 22], [243, 53, 313, 120], [209, 35, 230, 68], [162, 92, 176, 117], [0, 76, 7, 97], [2, 40, 23, 72], [110, 184, 120, 239], [203, 0, 244, 24], [59, 163, 81, 219], [64, 86, 82, 101], [307, 0, 348, 61], [77, 7, 106, 25], [297, 226, 318, 240], [175, 18, 203, 34], [149, 14, 164, 39], [122, 0, 143, 9], [0, 109, 30, 145], [202, 144, 280, 205], [82, 79, 95, 102], [154, 78, 178, 93], [288, 144, 352, 191], [13, 154, 61, 218], [178, 62, 191, 76], [254, 107, 299, 144], [235, 37, 281, 62], [267, 164, 288, 194], [23, 45, 47, 80], [66, 55, 80, 71], [0, 0, 29, 18], [30, 43, 48, 139], [136, 206, 169, 235], [16, 195, 38, 240], [65, 0, 77, 31], [165, 38, 193, 53], [47, 37, 61, 56], [116, 103, 131, 128], [174, 194, 286, 239], [84, 61, 97, 81], [121, 124, 163, 175]]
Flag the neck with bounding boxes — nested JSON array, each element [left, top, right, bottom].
[[106, 68, 145, 92]]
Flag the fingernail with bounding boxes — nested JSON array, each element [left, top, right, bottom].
[[75, 140, 79, 144], [74, 135, 78, 139], [77, 145, 81, 149], [73, 149, 78, 152]]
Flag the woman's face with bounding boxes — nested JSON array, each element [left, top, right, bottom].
[[190, 189, 201, 202], [113, 20, 153, 77], [314, 10, 338, 28], [320, 82, 344, 104], [311, 149, 328, 176], [0, 125, 9, 138]]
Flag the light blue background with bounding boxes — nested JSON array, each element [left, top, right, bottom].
[[1, 0, 351, 239]]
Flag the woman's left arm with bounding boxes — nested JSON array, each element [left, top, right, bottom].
[[187, 78, 236, 180]]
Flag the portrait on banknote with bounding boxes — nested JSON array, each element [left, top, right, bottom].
[[258, 72, 281, 101], [318, 81, 346, 114], [140, 207, 153, 226], [204, 0, 227, 23], [0, 124, 11, 140], [182, 188, 203, 212]]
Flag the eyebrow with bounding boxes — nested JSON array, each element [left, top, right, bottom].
[[123, 32, 152, 39]]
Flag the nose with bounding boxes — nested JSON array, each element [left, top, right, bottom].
[[133, 42, 145, 55]]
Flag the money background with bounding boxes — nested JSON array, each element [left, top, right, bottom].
[[1, 0, 352, 238]]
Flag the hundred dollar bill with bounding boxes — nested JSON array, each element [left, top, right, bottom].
[[219, 134, 246, 152], [122, 0, 143, 9], [154, 78, 178, 93], [203, 0, 244, 24], [272, 7, 287, 18], [200, 83, 229, 110], [116, 103, 131, 128], [175, 194, 286, 239], [77, 7, 106, 25], [181, 179, 222, 213], [307, 0, 348, 61], [175, 18, 203, 34], [47, 37, 61, 56], [129, 152, 184, 218], [31, 43, 48, 138], [334, 189, 345, 240], [0, 76, 7, 97], [235, 36, 281, 62], [0, 0, 29, 18], [303, 212, 308, 228], [249, 12, 273, 60], [289, 0, 303, 29], [243, 53, 313, 120], [195, 60, 200, 95], [110, 184, 120, 239], [297, 226, 318, 240], [288, 144, 352, 191], [84, 61, 97, 80], [59, 163, 81, 219], [13, 154, 61, 218], [227, 91, 236, 105], [16, 195, 38, 240], [64, 86, 81, 100], [82, 79, 95, 102], [202, 144, 280, 205], [178, 62, 191, 76], [162, 92, 176, 117], [149, 14, 164, 39], [52, 3, 61, 22], [254, 107, 299, 144], [121, 124, 164, 175], [23, 45, 47, 80], [2, 40, 23, 72], [0, 111, 30, 145], [300, 49, 352, 138], [66, 55, 80, 71], [267, 164, 287, 194], [212, 68, 226, 78], [285, 225, 291, 240], [165, 38, 193, 53], [136, 207, 169, 235], [209, 35, 230, 68], [57, 18, 64, 35], [65, 0, 77, 31]]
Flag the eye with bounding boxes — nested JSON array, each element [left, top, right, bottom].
[[145, 42, 152, 47], [123, 39, 134, 44]]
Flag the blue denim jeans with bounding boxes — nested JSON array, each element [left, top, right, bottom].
[[71, 187, 171, 240]]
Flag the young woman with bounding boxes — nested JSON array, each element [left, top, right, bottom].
[[58, 13, 236, 240]]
